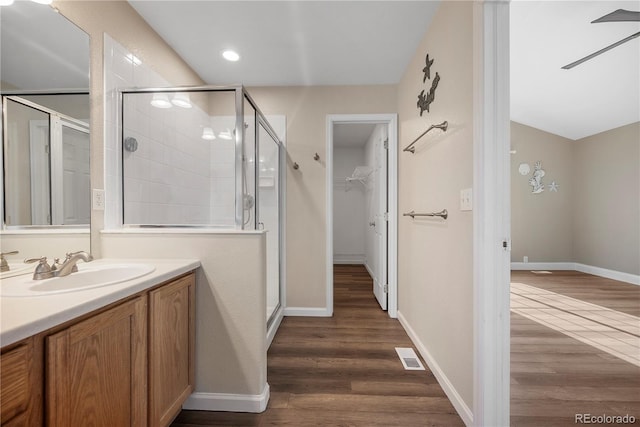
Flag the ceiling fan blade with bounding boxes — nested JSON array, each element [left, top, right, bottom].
[[592, 9, 640, 23], [562, 31, 640, 69]]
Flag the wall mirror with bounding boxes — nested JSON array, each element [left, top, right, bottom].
[[1, 1, 90, 229]]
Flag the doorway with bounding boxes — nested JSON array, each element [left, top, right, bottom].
[[326, 114, 398, 317]]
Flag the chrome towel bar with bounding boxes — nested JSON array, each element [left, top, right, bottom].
[[403, 209, 448, 220], [403, 120, 448, 153]]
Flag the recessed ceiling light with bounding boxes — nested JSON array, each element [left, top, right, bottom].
[[222, 50, 240, 62]]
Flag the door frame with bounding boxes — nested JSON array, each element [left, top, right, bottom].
[[326, 113, 398, 318], [472, 1, 511, 426]]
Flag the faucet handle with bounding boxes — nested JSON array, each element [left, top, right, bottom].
[[51, 258, 61, 271], [25, 257, 54, 280]]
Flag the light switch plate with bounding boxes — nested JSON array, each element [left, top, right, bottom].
[[460, 188, 472, 211], [92, 189, 105, 211]]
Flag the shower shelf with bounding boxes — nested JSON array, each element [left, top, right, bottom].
[[345, 166, 373, 185]]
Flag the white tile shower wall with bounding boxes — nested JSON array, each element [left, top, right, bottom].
[[104, 34, 170, 228], [104, 35, 235, 226], [122, 92, 212, 224]]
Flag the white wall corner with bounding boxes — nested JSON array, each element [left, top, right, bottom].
[[398, 311, 473, 426], [183, 384, 270, 413]]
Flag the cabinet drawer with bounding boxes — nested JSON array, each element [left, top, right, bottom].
[[1, 341, 31, 424]]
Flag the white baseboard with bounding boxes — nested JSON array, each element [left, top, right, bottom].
[[574, 263, 640, 286], [510, 262, 575, 271], [283, 306, 332, 317], [511, 262, 639, 286], [183, 384, 270, 413], [333, 254, 365, 264], [267, 306, 284, 348], [364, 261, 374, 279], [397, 311, 473, 426]]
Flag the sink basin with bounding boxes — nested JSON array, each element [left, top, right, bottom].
[[0, 263, 155, 297]]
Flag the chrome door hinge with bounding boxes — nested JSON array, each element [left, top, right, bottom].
[[384, 283, 388, 293], [502, 239, 511, 251], [383, 212, 389, 221], [383, 138, 389, 150]]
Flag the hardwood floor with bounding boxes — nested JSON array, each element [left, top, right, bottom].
[[511, 271, 640, 426], [171, 264, 463, 426]]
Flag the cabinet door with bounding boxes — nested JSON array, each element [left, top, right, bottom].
[[46, 296, 147, 427], [1, 336, 42, 426], [148, 273, 195, 427]]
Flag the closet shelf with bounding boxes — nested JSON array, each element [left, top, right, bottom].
[[345, 166, 373, 184]]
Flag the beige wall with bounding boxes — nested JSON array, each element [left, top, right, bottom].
[[511, 121, 574, 263], [52, 1, 270, 401], [511, 121, 639, 276], [248, 85, 397, 308], [396, 1, 474, 412], [53, 0, 205, 253], [101, 232, 267, 396], [573, 122, 640, 275]]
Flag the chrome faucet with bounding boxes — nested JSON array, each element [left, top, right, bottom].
[[55, 251, 93, 277], [1, 251, 19, 272], [26, 251, 93, 280]]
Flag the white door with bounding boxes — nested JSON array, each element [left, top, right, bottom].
[[372, 125, 388, 310], [50, 116, 90, 225]]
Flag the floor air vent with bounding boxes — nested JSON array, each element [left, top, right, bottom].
[[395, 347, 425, 371]]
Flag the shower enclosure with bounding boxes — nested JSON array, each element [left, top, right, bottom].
[[120, 86, 284, 328]]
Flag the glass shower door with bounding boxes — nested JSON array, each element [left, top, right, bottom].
[[258, 120, 281, 326]]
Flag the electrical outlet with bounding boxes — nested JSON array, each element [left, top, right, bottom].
[[460, 188, 472, 211], [92, 189, 105, 211]]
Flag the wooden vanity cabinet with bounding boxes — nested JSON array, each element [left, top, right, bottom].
[[46, 296, 148, 427], [0, 337, 42, 426], [0, 271, 195, 427], [148, 273, 195, 427]]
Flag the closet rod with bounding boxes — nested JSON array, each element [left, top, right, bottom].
[[403, 121, 448, 153]]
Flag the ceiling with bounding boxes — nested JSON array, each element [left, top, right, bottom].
[[334, 123, 377, 148], [511, 1, 640, 140], [0, 1, 89, 90], [130, 0, 639, 140], [127, 1, 440, 86], [2, 1, 636, 141]]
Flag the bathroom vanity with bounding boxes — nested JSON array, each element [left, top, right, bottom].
[[0, 259, 199, 427]]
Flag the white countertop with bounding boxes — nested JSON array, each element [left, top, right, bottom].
[[0, 258, 200, 347]]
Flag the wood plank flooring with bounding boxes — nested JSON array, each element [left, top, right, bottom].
[[511, 271, 640, 426], [171, 264, 463, 426]]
